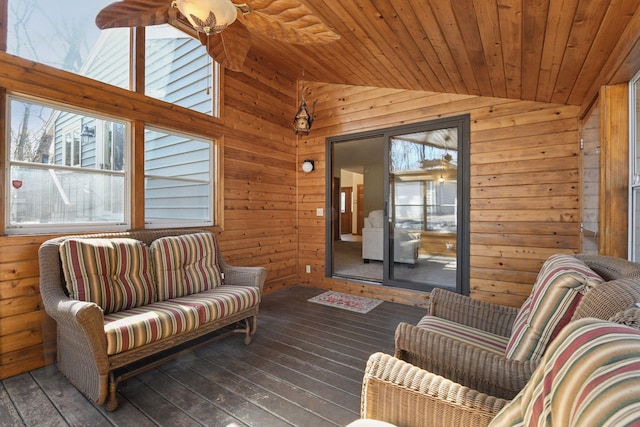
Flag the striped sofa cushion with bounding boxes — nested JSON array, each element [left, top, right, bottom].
[[60, 238, 155, 314], [417, 315, 509, 355], [505, 254, 603, 361], [103, 285, 260, 355], [175, 285, 261, 324], [151, 232, 223, 301], [491, 318, 640, 427]]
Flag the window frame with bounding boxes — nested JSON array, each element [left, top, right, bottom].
[[5, 93, 132, 235], [1, 4, 226, 236], [62, 126, 82, 167], [143, 125, 218, 229]]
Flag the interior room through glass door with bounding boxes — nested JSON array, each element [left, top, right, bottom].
[[388, 128, 458, 289]]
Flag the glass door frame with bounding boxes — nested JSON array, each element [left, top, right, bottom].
[[325, 115, 470, 295], [629, 70, 640, 261]]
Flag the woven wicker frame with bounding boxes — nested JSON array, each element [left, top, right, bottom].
[[394, 254, 640, 400], [361, 308, 640, 427]]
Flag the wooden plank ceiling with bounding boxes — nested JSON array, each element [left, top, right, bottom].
[[243, 0, 640, 107]]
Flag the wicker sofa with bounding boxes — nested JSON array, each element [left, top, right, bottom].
[[349, 311, 640, 427], [39, 229, 267, 411], [394, 254, 640, 400]]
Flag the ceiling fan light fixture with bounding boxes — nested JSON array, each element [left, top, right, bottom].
[[174, 0, 238, 35]]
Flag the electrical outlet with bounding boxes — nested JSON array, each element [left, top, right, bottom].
[[306, 265, 311, 273], [316, 208, 323, 216]]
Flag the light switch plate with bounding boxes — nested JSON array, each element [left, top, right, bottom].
[[316, 208, 323, 216]]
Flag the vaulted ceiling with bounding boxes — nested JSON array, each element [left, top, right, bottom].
[[245, 0, 640, 108]]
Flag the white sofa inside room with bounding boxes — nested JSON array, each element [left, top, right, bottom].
[[362, 210, 420, 267]]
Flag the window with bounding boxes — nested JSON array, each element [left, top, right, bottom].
[[391, 129, 458, 234], [7, 0, 130, 89], [145, 25, 218, 116], [5, 2, 223, 234], [6, 1, 220, 116], [394, 180, 457, 232], [144, 127, 215, 227], [6, 96, 128, 233], [62, 127, 81, 167]]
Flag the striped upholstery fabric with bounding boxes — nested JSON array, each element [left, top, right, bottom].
[[173, 285, 261, 324], [505, 254, 603, 361], [60, 238, 155, 314], [491, 318, 640, 426], [151, 232, 223, 301], [103, 285, 260, 355], [417, 315, 509, 355]]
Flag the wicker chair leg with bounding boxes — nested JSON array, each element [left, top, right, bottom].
[[244, 318, 253, 344], [105, 373, 119, 412], [250, 315, 258, 335]]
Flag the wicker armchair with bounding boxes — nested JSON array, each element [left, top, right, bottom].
[[394, 254, 640, 399], [349, 310, 640, 427]]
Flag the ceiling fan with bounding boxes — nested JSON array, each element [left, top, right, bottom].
[[95, 0, 340, 72]]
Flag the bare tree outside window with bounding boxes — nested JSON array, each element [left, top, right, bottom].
[[8, 0, 97, 163]]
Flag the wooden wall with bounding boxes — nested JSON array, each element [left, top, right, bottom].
[[598, 84, 629, 258], [0, 52, 298, 380], [0, 59, 626, 381], [298, 84, 582, 308]]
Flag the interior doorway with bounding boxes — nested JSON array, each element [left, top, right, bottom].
[[340, 187, 353, 235], [356, 183, 364, 234], [327, 116, 470, 295]]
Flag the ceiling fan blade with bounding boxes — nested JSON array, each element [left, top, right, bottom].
[[239, 0, 340, 44], [198, 20, 252, 72], [96, 0, 174, 29]]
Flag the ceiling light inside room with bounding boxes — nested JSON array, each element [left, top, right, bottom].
[[173, 0, 238, 35]]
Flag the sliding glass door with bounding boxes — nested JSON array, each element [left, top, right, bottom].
[[389, 127, 459, 289], [328, 115, 469, 294]]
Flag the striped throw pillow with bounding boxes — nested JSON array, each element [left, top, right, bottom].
[[505, 254, 603, 361], [491, 318, 640, 426], [150, 232, 223, 301], [59, 238, 155, 314]]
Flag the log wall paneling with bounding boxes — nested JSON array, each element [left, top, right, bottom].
[[0, 53, 298, 379], [298, 83, 581, 308], [599, 84, 630, 258]]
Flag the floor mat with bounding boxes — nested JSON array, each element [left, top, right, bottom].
[[308, 290, 383, 314]]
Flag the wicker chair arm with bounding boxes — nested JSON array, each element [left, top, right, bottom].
[[429, 289, 519, 337], [39, 239, 110, 403], [39, 261, 109, 370], [219, 263, 267, 292], [572, 277, 640, 321], [394, 322, 536, 399], [361, 352, 508, 427]]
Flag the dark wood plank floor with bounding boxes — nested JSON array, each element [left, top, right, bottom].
[[0, 286, 426, 426]]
